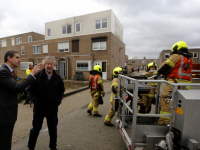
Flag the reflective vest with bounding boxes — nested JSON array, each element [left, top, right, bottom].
[[167, 55, 193, 80], [26, 69, 33, 77], [90, 74, 100, 90]]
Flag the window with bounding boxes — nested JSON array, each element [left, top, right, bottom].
[[11, 38, 15, 46], [58, 41, 69, 52], [54, 64, 58, 70], [132, 61, 135, 63], [43, 44, 48, 53], [193, 52, 198, 58], [1, 40, 7, 47], [47, 29, 51, 36], [62, 25, 71, 34], [76, 61, 92, 71], [142, 60, 146, 64], [16, 37, 22, 45], [95, 18, 108, 29], [165, 53, 170, 59], [28, 36, 32, 42], [91, 37, 107, 51], [20, 62, 29, 70], [72, 40, 79, 52], [75, 23, 81, 32], [33, 45, 41, 54], [21, 46, 25, 55]]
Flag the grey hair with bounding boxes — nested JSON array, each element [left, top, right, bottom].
[[42, 56, 57, 65], [28, 62, 33, 65]]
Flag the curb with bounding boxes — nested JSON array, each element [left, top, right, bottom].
[[63, 87, 89, 97]]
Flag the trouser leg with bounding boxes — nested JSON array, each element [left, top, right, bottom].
[[158, 84, 172, 125], [93, 94, 100, 115], [87, 98, 93, 112], [46, 113, 58, 149], [104, 103, 115, 124], [0, 124, 14, 150], [28, 113, 44, 149]]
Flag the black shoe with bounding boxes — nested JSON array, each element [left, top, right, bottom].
[[93, 114, 102, 117], [24, 101, 29, 105], [104, 122, 114, 126], [51, 148, 57, 150], [29, 148, 34, 150], [87, 109, 92, 115]]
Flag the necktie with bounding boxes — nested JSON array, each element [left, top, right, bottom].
[[12, 71, 15, 79]]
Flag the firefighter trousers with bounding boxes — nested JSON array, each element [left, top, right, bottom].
[[104, 102, 115, 124], [87, 91, 100, 115]]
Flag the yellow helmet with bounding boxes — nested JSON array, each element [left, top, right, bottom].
[[147, 62, 157, 71], [113, 67, 122, 76], [171, 41, 188, 53], [93, 65, 102, 72]]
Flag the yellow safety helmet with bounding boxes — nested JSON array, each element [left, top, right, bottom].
[[171, 41, 188, 53], [113, 67, 122, 76], [93, 65, 102, 72], [148, 62, 157, 70]]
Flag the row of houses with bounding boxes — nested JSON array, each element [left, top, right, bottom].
[[0, 10, 125, 80], [1, 9, 199, 80]]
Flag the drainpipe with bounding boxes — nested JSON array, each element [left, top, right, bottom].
[[66, 56, 69, 80]]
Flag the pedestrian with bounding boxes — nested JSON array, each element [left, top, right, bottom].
[[139, 62, 157, 113], [137, 67, 140, 73], [104, 67, 122, 126], [24, 62, 34, 105], [27, 56, 65, 150], [0, 50, 40, 150], [87, 65, 105, 117], [154, 41, 193, 125]]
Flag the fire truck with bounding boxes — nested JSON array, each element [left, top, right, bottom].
[[114, 71, 200, 150]]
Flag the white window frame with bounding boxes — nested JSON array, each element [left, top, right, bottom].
[[16, 37, 22, 45], [1, 39, 7, 47], [76, 61, 92, 71], [62, 25, 72, 34], [11, 38, 15, 46], [54, 64, 58, 70], [28, 36, 32, 42], [75, 23, 81, 33], [92, 41, 107, 51], [33, 45, 41, 54], [95, 18, 108, 30], [43, 43, 48, 54], [165, 53, 170, 59], [20, 62, 29, 70], [193, 52, 198, 58], [47, 29, 51, 36], [58, 41, 69, 53], [21, 46, 25, 55]]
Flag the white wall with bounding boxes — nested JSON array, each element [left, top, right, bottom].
[[45, 10, 123, 42]]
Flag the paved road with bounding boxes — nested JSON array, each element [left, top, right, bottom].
[[12, 81, 128, 150]]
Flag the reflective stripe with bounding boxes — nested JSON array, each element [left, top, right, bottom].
[[93, 107, 98, 111], [149, 82, 157, 86], [160, 111, 170, 119], [89, 103, 93, 108], [97, 80, 103, 84], [179, 55, 190, 77], [111, 82, 118, 88], [141, 94, 154, 97], [166, 60, 175, 67], [105, 115, 111, 121], [92, 76, 97, 89]]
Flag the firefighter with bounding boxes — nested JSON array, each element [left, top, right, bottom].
[[154, 41, 193, 125], [139, 62, 157, 113], [87, 65, 105, 117], [104, 67, 122, 126]]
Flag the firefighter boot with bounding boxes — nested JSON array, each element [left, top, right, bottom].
[[93, 114, 102, 117], [87, 109, 92, 115], [104, 122, 114, 126]]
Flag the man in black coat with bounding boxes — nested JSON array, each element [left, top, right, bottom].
[[27, 56, 65, 150], [0, 50, 41, 150]]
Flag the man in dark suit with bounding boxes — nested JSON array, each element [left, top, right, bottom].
[[0, 50, 41, 150]]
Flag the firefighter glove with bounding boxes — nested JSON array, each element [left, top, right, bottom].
[[101, 91, 105, 96]]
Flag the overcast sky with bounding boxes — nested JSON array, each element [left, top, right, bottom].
[[1, 0, 200, 59]]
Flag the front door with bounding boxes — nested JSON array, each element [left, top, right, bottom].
[[94, 61, 107, 80], [60, 61, 66, 78]]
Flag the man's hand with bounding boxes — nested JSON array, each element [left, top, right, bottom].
[[31, 63, 42, 76]]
